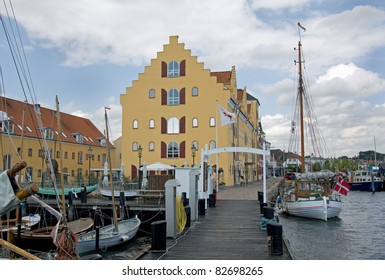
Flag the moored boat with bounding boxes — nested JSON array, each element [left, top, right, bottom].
[[1, 213, 41, 240], [281, 23, 350, 221], [348, 169, 382, 192], [13, 217, 94, 251], [282, 172, 343, 221], [76, 215, 141, 254], [37, 184, 98, 198], [76, 109, 141, 255]]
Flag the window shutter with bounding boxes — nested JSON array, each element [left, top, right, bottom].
[[180, 60, 186, 76], [161, 117, 167, 134], [161, 89, 167, 105], [161, 61, 167, 77], [180, 116, 186, 133], [161, 141, 167, 158], [180, 141, 186, 158], [180, 87, 185, 104]]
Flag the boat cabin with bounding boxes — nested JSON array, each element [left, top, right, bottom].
[[285, 180, 332, 202]]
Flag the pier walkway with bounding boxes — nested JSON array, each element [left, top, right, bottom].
[[138, 177, 292, 260]]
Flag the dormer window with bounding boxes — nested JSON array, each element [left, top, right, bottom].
[[44, 128, 54, 140], [72, 133, 84, 144], [33, 104, 41, 114], [96, 137, 106, 147], [1, 120, 14, 134]]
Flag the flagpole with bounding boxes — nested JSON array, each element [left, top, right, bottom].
[[215, 101, 219, 196]]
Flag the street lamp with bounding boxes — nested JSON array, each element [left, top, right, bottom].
[[137, 145, 143, 188], [87, 146, 93, 186], [191, 145, 196, 167], [40, 149, 45, 187]]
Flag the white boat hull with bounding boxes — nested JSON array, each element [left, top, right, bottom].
[[99, 188, 138, 198], [283, 199, 342, 221], [76, 216, 141, 254]]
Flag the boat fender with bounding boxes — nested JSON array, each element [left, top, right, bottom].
[[120, 235, 129, 242]]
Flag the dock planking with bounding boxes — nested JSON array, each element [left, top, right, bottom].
[[139, 197, 292, 260]]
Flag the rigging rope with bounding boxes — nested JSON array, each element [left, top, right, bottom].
[[288, 24, 331, 162], [1, 1, 77, 258]]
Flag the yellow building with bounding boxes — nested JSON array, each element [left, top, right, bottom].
[[120, 35, 264, 186], [0, 97, 118, 187]]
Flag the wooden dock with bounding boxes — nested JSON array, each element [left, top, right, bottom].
[[138, 178, 292, 260]]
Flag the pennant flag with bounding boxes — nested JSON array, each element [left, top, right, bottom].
[[219, 105, 236, 126], [105, 106, 111, 110], [334, 177, 351, 196], [298, 22, 306, 32]]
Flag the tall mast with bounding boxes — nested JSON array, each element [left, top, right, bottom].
[[298, 40, 305, 173], [56, 95, 66, 221], [105, 109, 118, 232]]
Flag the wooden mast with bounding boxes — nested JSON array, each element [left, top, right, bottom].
[[104, 109, 118, 232], [56, 95, 66, 220], [298, 40, 305, 173], [18, 109, 25, 185]]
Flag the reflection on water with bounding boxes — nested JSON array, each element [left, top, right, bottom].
[[279, 191, 385, 260]]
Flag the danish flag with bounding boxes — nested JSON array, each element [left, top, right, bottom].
[[334, 177, 351, 196]]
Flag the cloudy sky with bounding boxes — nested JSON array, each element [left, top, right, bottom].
[[1, 0, 384, 158]]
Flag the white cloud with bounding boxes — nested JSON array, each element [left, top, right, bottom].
[[2, 1, 385, 157], [316, 63, 385, 98], [8, 2, 381, 72], [250, 0, 310, 11]]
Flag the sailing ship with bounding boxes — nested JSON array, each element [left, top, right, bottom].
[[76, 109, 141, 254], [281, 23, 348, 221]]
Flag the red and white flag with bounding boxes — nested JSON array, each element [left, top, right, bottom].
[[219, 105, 236, 126], [334, 177, 351, 196]]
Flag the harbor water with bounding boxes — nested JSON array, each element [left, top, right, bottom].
[[279, 190, 385, 260], [100, 190, 385, 260]]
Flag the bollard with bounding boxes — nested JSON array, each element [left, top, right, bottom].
[[208, 194, 215, 207], [119, 192, 127, 220], [80, 186, 87, 203], [259, 202, 267, 216], [198, 199, 205, 216], [266, 222, 283, 255], [258, 191, 264, 202], [68, 191, 73, 205], [263, 207, 275, 219], [151, 220, 167, 251], [184, 206, 191, 228], [181, 192, 187, 207]]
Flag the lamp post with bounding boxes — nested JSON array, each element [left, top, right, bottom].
[[40, 149, 45, 187], [87, 146, 93, 186], [137, 145, 143, 189], [283, 149, 286, 177], [191, 145, 196, 167]]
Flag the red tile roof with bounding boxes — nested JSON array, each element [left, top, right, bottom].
[[210, 71, 231, 84], [0, 96, 109, 148]]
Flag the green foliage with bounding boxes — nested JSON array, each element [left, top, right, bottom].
[[358, 150, 384, 161]]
